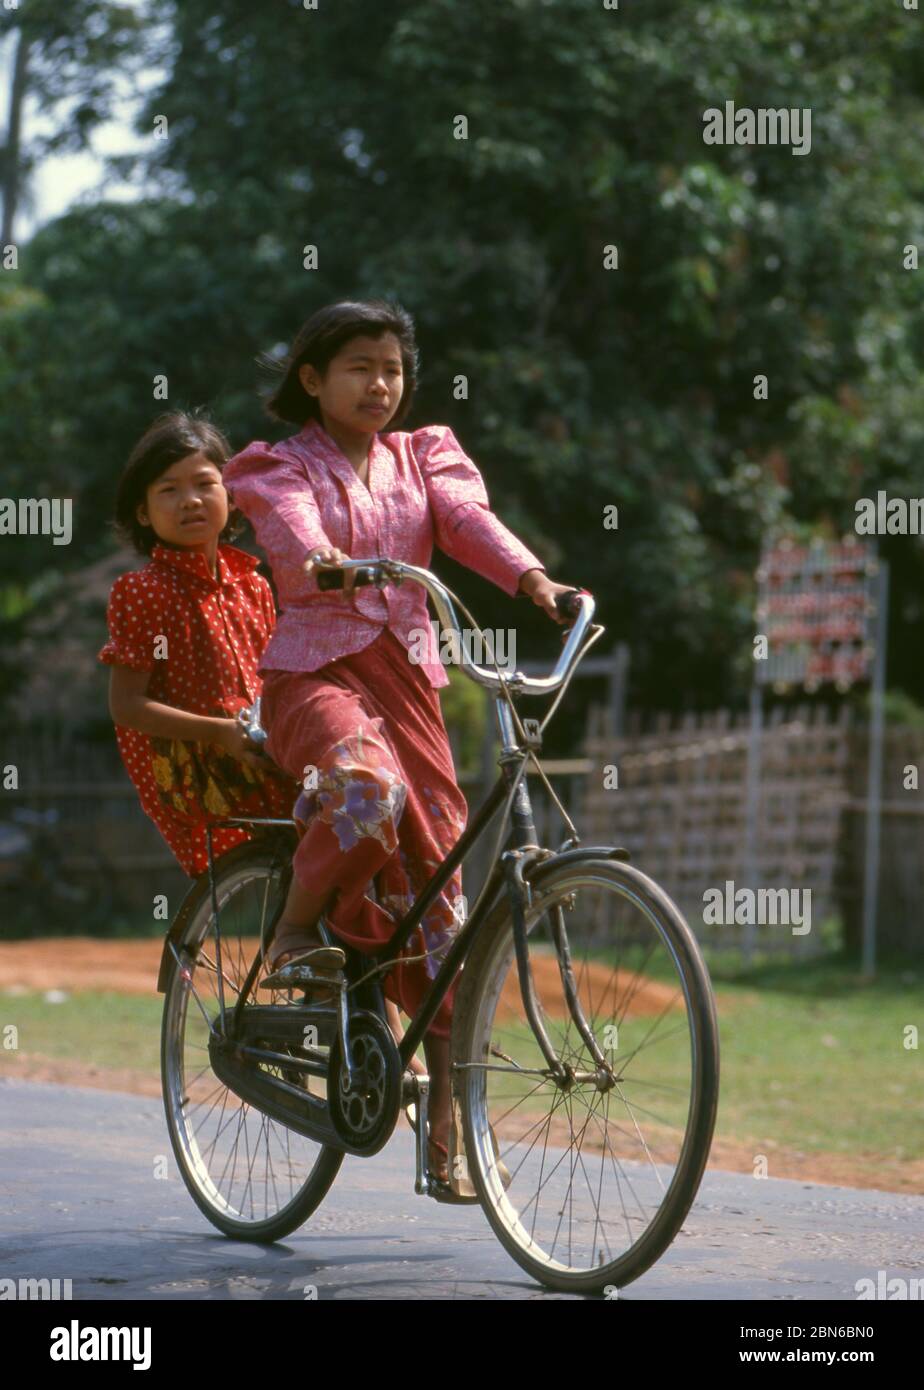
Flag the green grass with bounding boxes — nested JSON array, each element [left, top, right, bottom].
[[0, 990, 163, 1073], [710, 952, 923, 1158]]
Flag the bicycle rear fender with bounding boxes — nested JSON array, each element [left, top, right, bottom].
[[155, 835, 295, 994], [156, 873, 213, 994]]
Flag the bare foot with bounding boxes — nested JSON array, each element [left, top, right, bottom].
[[428, 1136, 450, 1183], [266, 919, 326, 974]]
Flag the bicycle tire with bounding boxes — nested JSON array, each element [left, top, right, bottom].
[[160, 836, 343, 1242], [452, 853, 719, 1294]]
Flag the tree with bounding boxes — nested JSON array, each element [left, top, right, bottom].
[[3, 0, 924, 722], [0, 0, 147, 244]]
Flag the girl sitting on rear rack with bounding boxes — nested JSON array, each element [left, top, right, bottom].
[[98, 411, 299, 879]]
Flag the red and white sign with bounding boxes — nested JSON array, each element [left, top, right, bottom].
[[755, 538, 878, 692]]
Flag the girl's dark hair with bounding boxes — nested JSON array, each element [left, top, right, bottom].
[[262, 298, 419, 428], [112, 410, 244, 556]]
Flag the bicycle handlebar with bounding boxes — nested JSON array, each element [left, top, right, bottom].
[[311, 557, 600, 696]]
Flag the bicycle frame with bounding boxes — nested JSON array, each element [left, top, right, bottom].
[[191, 717, 512, 1033], [196, 691, 606, 1086], [165, 560, 611, 1131]]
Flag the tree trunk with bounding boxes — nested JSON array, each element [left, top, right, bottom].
[[2, 29, 32, 248]]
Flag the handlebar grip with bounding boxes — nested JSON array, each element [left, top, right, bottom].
[[316, 566, 376, 591], [554, 588, 589, 619]]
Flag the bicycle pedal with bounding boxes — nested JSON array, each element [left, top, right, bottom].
[[425, 1179, 480, 1206]]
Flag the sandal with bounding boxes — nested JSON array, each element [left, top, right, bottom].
[[425, 1138, 480, 1205], [260, 943, 346, 1000], [403, 1080, 512, 1198]]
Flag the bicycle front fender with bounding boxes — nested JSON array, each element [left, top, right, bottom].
[[523, 844, 630, 885]]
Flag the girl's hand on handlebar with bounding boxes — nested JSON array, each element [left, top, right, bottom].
[[518, 569, 582, 625], [214, 718, 271, 769], [304, 546, 357, 592]]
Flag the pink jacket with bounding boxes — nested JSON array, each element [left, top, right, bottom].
[[222, 418, 545, 688]]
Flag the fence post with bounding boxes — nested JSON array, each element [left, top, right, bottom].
[[861, 560, 889, 978], [608, 643, 630, 739], [742, 682, 764, 965]]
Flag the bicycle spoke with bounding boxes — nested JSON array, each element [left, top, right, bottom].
[[162, 844, 340, 1233], [459, 861, 717, 1286], [194, 947, 245, 999]]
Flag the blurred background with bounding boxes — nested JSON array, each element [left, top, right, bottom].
[[0, 0, 922, 1182]]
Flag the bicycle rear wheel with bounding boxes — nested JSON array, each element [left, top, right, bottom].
[[161, 836, 343, 1241], [452, 855, 719, 1293]]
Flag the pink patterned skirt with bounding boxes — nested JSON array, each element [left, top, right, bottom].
[[260, 629, 467, 1039]]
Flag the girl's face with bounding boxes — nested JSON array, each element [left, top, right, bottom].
[[136, 451, 229, 550], [298, 332, 404, 437]]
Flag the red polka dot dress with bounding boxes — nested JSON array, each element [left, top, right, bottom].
[[97, 541, 299, 877]]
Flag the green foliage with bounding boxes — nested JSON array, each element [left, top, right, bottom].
[[855, 688, 924, 730], [439, 664, 487, 775], [3, 0, 924, 717], [0, 0, 149, 249]]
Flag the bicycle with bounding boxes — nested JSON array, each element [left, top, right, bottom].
[[157, 558, 719, 1294]]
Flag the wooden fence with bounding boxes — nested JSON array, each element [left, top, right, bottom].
[[3, 705, 923, 959], [0, 722, 591, 934], [0, 725, 189, 931], [838, 726, 924, 958], [583, 704, 924, 958]]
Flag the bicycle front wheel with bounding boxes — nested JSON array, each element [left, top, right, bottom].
[[161, 836, 343, 1242], [452, 855, 719, 1293]]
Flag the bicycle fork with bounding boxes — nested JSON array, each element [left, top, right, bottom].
[[502, 848, 615, 1088], [494, 693, 614, 1089]]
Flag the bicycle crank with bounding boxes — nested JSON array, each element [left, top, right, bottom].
[[327, 1010, 403, 1157]]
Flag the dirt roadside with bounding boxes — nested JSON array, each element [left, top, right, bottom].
[[0, 937, 684, 1012], [2, 938, 920, 1195]]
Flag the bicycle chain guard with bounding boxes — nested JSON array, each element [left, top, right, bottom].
[[204, 920, 403, 1157]]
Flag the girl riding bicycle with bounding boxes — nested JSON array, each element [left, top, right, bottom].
[[222, 298, 577, 1195]]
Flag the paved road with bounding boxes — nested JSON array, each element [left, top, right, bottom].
[[2, 1078, 922, 1300]]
